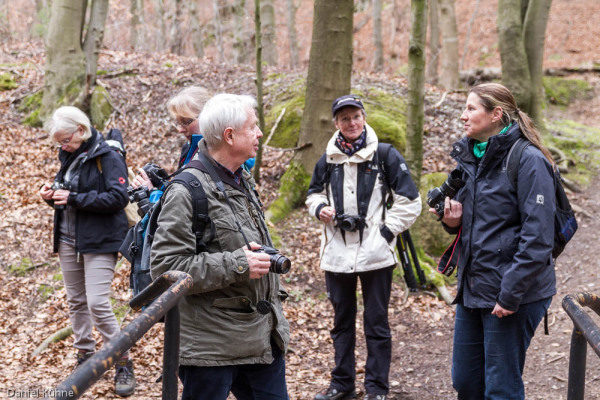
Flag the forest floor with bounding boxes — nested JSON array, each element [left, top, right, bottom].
[[1, 38, 600, 400]]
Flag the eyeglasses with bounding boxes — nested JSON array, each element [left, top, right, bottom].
[[55, 131, 76, 147], [175, 117, 196, 127]]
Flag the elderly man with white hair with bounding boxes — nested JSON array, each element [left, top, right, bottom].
[[150, 93, 290, 400]]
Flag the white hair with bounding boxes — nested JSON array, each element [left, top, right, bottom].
[[198, 93, 257, 149], [46, 106, 92, 141]]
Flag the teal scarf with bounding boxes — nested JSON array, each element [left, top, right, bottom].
[[473, 123, 512, 159]]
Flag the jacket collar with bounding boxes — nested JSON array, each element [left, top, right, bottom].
[[451, 123, 522, 165], [325, 123, 378, 164]]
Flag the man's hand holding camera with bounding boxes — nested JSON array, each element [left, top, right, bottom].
[[243, 242, 272, 279]]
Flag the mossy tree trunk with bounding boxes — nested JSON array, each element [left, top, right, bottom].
[[373, 0, 384, 71], [189, 0, 205, 58], [285, 0, 299, 69], [233, 0, 248, 64], [523, 0, 552, 133], [426, 0, 440, 85], [129, 0, 140, 50], [260, 0, 277, 65], [40, 0, 88, 120], [253, 0, 265, 182], [406, 0, 428, 188], [498, 0, 552, 132], [267, 0, 353, 221], [169, 0, 183, 55], [295, 0, 353, 174], [83, 0, 110, 88], [438, 0, 459, 90], [497, 0, 532, 111]]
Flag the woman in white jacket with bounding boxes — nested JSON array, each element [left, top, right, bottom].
[[307, 95, 421, 400]]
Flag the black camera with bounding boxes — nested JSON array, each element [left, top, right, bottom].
[[51, 181, 72, 210], [334, 214, 362, 232], [426, 169, 465, 219], [142, 163, 169, 188], [127, 185, 151, 217], [252, 246, 291, 274]]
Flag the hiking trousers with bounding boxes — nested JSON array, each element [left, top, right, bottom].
[[325, 266, 394, 396], [59, 242, 123, 354], [452, 297, 552, 400]]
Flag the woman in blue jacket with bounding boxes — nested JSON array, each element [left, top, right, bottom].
[[39, 106, 135, 397], [433, 83, 556, 400]]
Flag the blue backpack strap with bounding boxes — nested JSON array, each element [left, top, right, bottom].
[[506, 137, 530, 190]]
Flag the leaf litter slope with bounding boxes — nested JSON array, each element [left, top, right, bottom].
[[1, 43, 600, 399]]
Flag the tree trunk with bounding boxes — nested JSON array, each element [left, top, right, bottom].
[[438, 0, 459, 90], [129, 0, 140, 49], [523, 0, 552, 132], [170, 0, 184, 55], [426, 0, 440, 84], [295, 0, 353, 174], [459, 0, 480, 72], [373, 0, 384, 71], [189, 0, 205, 57], [213, 0, 225, 62], [83, 0, 110, 88], [260, 0, 277, 65], [233, 0, 248, 64], [40, 0, 87, 120], [497, 0, 532, 111], [285, 0, 299, 69], [154, 0, 167, 51], [253, 0, 265, 182], [406, 0, 428, 187]]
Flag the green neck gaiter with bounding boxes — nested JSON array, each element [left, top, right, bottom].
[[473, 123, 512, 159]]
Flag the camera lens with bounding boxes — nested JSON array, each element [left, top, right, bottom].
[[269, 254, 291, 274]]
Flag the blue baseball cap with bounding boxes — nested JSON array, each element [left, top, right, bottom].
[[331, 94, 365, 117]]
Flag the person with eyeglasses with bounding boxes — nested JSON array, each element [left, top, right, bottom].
[[38, 106, 136, 397], [131, 86, 211, 190]]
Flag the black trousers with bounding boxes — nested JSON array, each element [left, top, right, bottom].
[[325, 266, 394, 395]]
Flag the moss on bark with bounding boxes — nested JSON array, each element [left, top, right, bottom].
[[90, 85, 114, 130], [266, 161, 311, 222]]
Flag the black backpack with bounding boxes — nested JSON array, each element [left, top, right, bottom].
[[506, 138, 578, 259], [119, 164, 214, 296]]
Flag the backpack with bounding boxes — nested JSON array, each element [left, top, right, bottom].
[[119, 164, 215, 296], [324, 142, 426, 288], [97, 128, 140, 227], [506, 138, 578, 259]]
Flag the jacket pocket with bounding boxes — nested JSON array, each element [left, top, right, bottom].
[[213, 217, 251, 251], [212, 296, 255, 314]]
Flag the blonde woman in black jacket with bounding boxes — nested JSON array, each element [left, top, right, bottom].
[[39, 106, 135, 397]]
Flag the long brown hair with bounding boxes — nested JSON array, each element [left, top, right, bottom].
[[470, 83, 554, 165]]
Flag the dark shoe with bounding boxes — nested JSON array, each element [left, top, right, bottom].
[[114, 359, 136, 397], [364, 395, 387, 400], [314, 388, 357, 400], [74, 351, 94, 369]]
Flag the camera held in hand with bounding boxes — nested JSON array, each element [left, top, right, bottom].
[[334, 214, 363, 232], [127, 185, 151, 217], [51, 181, 72, 210], [252, 246, 291, 274], [142, 163, 169, 188], [426, 169, 465, 220]]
